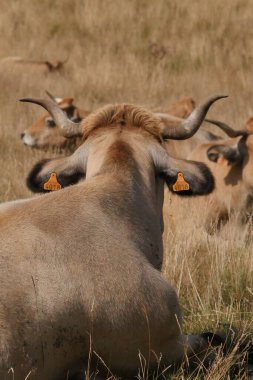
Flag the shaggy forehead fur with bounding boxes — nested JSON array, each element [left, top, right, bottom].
[[82, 103, 162, 140]]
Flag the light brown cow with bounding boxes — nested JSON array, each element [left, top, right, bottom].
[[0, 95, 226, 379], [153, 96, 196, 118], [21, 95, 90, 149], [187, 118, 253, 228], [0, 56, 65, 75]]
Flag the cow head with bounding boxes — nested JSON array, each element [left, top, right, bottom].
[[21, 96, 226, 206], [188, 118, 253, 221], [20, 94, 85, 149], [206, 132, 253, 194]]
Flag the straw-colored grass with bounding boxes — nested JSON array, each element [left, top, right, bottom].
[[0, 0, 252, 378]]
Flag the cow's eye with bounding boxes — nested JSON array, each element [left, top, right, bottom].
[[46, 119, 56, 128]]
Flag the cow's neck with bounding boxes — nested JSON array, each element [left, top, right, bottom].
[[103, 172, 164, 269], [92, 156, 164, 269]]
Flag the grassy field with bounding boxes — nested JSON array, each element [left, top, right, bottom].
[[0, 0, 252, 378]]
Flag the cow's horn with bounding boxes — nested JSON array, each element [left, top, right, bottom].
[[205, 119, 248, 137], [159, 95, 228, 140], [20, 98, 83, 138]]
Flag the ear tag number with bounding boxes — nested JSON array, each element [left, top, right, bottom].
[[43, 172, 62, 191], [172, 172, 190, 192]]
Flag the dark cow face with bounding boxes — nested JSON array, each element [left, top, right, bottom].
[[206, 134, 253, 197]]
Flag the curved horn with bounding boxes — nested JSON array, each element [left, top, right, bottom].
[[205, 119, 248, 138], [20, 98, 83, 138], [158, 95, 228, 140]]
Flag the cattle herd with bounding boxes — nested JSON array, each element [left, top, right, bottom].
[[0, 58, 252, 380]]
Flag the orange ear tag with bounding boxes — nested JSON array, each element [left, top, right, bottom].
[[172, 172, 190, 192], [43, 172, 62, 191]]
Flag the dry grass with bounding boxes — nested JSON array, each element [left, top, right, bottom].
[[0, 0, 252, 378]]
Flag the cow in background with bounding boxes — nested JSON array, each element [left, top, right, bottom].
[[187, 118, 253, 228], [21, 92, 89, 149], [153, 96, 195, 118], [0, 56, 66, 75]]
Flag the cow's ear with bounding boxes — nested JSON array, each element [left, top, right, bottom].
[[153, 147, 215, 196], [163, 160, 215, 196], [27, 146, 88, 193], [207, 144, 242, 165]]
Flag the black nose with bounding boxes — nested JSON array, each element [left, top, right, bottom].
[[20, 132, 25, 139]]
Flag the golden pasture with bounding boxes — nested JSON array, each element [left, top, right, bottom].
[[0, 1, 252, 378]]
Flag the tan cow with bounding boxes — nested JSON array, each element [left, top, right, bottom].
[[0, 56, 65, 75], [153, 96, 196, 118], [186, 118, 253, 228], [21, 94, 90, 149], [0, 95, 227, 379]]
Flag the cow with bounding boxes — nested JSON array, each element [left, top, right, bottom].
[[0, 57, 65, 75], [20, 94, 222, 151], [21, 93, 90, 149], [186, 117, 253, 228], [153, 96, 196, 118], [0, 95, 228, 379]]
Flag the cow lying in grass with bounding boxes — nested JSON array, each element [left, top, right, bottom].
[[0, 56, 65, 75], [0, 95, 232, 379], [21, 92, 90, 149]]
